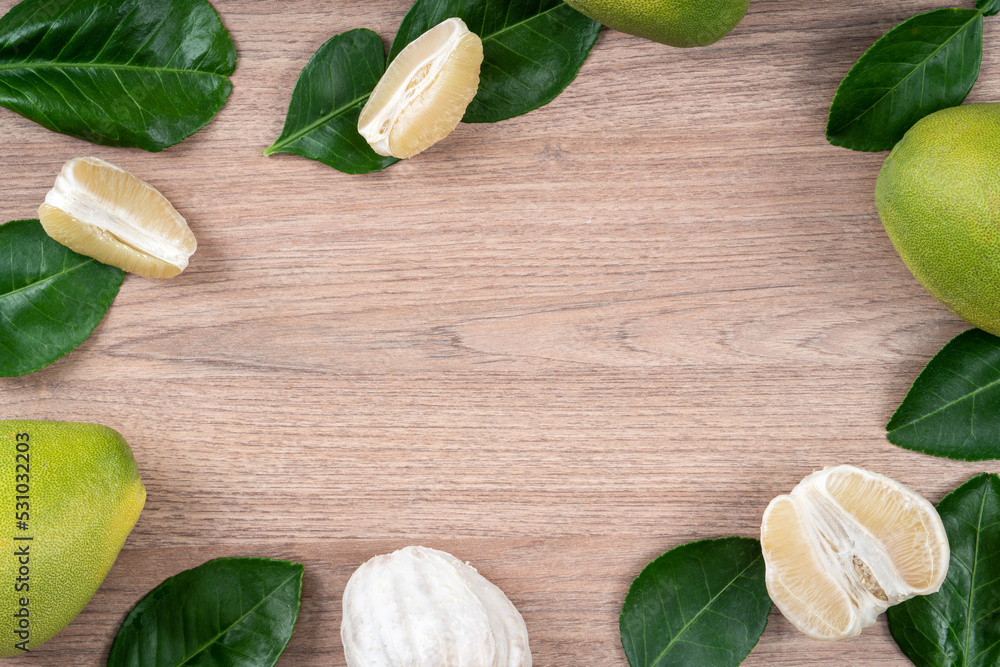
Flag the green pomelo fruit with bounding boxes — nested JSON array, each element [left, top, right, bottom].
[[0, 420, 145, 655], [876, 103, 1000, 336], [563, 0, 749, 47]]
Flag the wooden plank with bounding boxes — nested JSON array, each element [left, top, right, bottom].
[[0, 0, 994, 663]]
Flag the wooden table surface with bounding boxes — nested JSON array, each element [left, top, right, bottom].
[[1, 0, 996, 664]]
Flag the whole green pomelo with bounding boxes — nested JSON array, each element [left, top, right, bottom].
[[563, 0, 749, 47], [876, 103, 1000, 336], [0, 420, 145, 655]]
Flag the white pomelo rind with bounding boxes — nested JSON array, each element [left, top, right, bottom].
[[41, 157, 196, 274], [358, 18, 483, 159], [761, 465, 949, 641], [341, 545, 531, 666]]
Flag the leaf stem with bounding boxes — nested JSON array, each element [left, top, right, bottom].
[[0, 61, 230, 77], [264, 93, 372, 155]]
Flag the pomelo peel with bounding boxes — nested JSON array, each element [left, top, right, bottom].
[[0, 420, 144, 655], [876, 103, 1000, 335], [563, 0, 749, 47]]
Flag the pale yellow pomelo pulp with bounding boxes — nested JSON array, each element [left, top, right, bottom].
[[761, 465, 948, 641], [39, 157, 196, 279], [358, 17, 483, 159], [0, 420, 145, 655]]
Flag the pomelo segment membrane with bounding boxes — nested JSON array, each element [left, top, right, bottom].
[[761, 465, 949, 641]]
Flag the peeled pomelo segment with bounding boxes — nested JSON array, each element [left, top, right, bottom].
[[38, 204, 183, 280], [761, 465, 949, 641], [39, 157, 196, 279], [358, 17, 483, 159], [762, 495, 858, 640], [824, 467, 949, 592]]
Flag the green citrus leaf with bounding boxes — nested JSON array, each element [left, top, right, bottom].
[[887, 329, 1000, 461], [264, 29, 398, 174], [888, 473, 1000, 667], [388, 0, 601, 123], [0, 219, 124, 377], [0, 0, 237, 151], [826, 8, 982, 152], [620, 537, 771, 667], [107, 557, 304, 667], [977, 0, 1000, 17]]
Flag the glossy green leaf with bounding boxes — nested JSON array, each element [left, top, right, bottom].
[[888, 473, 1000, 667], [887, 329, 1000, 461], [264, 29, 397, 174], [620, 537, 771, 667], [827, 8, 982, 152], [0, 219, 124, 377], [389, 0, 602, 123], [0, 0, 237, 151], [108, 557, 304, 667], [977, 0, 1000, 17]]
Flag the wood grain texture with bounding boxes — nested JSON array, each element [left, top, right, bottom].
[[0, 0, 997, 663]]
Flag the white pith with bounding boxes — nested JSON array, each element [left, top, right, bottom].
[[358, 18, 472, 157], [762, 466, 949, 641], [44, 157, 194, 270], [341, 546, 532, 666]]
